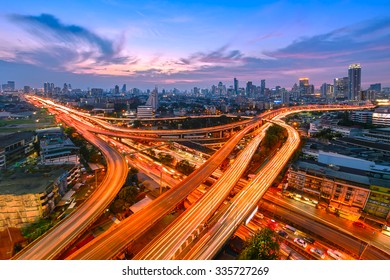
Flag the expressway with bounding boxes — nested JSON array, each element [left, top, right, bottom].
[[133, 123, 271, 259], [13, 113, 129, 259], [66, 105, 372, 259], [28, 96, 373, 141], [261, 192, 390, 259], [21, 96, 374, 259], [182, 114, 301, 259], [66, 117, 263, 259]]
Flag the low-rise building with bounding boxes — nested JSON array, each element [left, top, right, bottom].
[[362, 127, 390, 144], [287, 160, 390, 223], [37, 127, 79, 165], [137, 105, 154, 119], [0, 131, 36, 169], [0, 168, 69, 230]]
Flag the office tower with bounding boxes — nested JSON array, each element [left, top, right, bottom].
[[369, 83, 381, 93], [146, 86, 158, 110], [321, 83, 334, 98], [7, 81, 15, 91], [121, 84, 127, 93], [334, 77, 349, 99], [63, 83, 69, 94], [234, 78, 239, 95], [348, 64, 361, 100], [281, 90, 289, 105], [91, 88, 103, 96], [217, 81, 223, 97], [299, 78, 309, 96], [260, 79, 265, 97], [44, 82, 49, 94], [23, 86, 31, 94], [114, 85, 120, 95], [246, 81, 253, 96]]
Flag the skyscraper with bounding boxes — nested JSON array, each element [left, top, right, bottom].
[[281, 90, 289, 105], [246, 81, 253, 96], [114, 85, 120, 95], [146, 86, 158, 110], [334, 77, 349, 99], [348, 64, 361, 100], [121, 84, 127, 93], [260, 79, 265, 97], [321, 83, 334, 98], [234, 78, 238, 95], [299, 78, 310, 96]]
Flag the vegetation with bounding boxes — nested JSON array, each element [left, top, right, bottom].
[[176, 160, 196, 175], [21, 218, 54, 242], [109, 168, 141, 214], [262, 124, 288, 150], [238, 228, 280, 260], [312, 128, 342, 141], [157, 153, 175, 167], [64, 126, 102, 163]]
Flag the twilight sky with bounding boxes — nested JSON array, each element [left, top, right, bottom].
[[0, 0, 389, 91]]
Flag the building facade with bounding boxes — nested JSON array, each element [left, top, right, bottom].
[[287, 160, 390, 222], [348, 64, 361, 100], [0, 168, 69, 230]]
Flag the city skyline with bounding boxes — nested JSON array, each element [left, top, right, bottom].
[[0, 0, 390, 90]]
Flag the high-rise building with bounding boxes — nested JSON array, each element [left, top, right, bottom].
[[299, 78, 310, 96], [348, 64, 361, 100], [91, 88, 103, 96], [146, 86, 158, 110], [369, 83, 381, 93], [7, 81, 15, 91], [334, 77, 349, 99], [281, 90, 289, 105], [320, 83, 334, 98], [121, 84, 127, 93], [62, 83, 69, 94], [23, 86, 31, 94], [246, 81, 253, 96], [114, 85, 120, 95], [260, 79, 265, 97], [2, 81, 15, 91], [234, 78, 239, 95], [44, 82, 55, 96]]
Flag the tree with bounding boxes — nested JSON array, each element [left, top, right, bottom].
[[176, 160, 195, 175], [238, 228, 280, 260], [158, 153, 174, 166], [132, 120, 142, 128]]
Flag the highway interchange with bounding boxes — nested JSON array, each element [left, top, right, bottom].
[[15, 96, 382, 260]]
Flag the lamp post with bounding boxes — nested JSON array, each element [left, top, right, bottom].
[[159, 167, 163, 195]]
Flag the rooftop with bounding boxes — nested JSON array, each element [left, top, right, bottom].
[[0, 167, 69, 195], [0, 131, 35, 149], [292, 160, 371, 187]]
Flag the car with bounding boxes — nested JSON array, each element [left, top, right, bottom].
[[293, 238, 307, 248], [352, 221, 367, 228], [303, 236, 315, 244], [267, 219, 278, 230], [327, 249, 344, 260], [277, 230, 288, 238], [310, 247, 325, 259]]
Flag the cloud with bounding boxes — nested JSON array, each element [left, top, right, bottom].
[[2, 14, 390, 89], [7, 13, 131, 69], [265, 17, 390, 62], [177, 46, 245, 66]]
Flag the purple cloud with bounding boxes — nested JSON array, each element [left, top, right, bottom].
[[8, 13, 131, 67]]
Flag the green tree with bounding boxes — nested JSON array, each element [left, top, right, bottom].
[[158, 153, 174, 166], [132, 120, 142, 128], [176, 160, 195, 175], [239, 228, 280, 260]]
